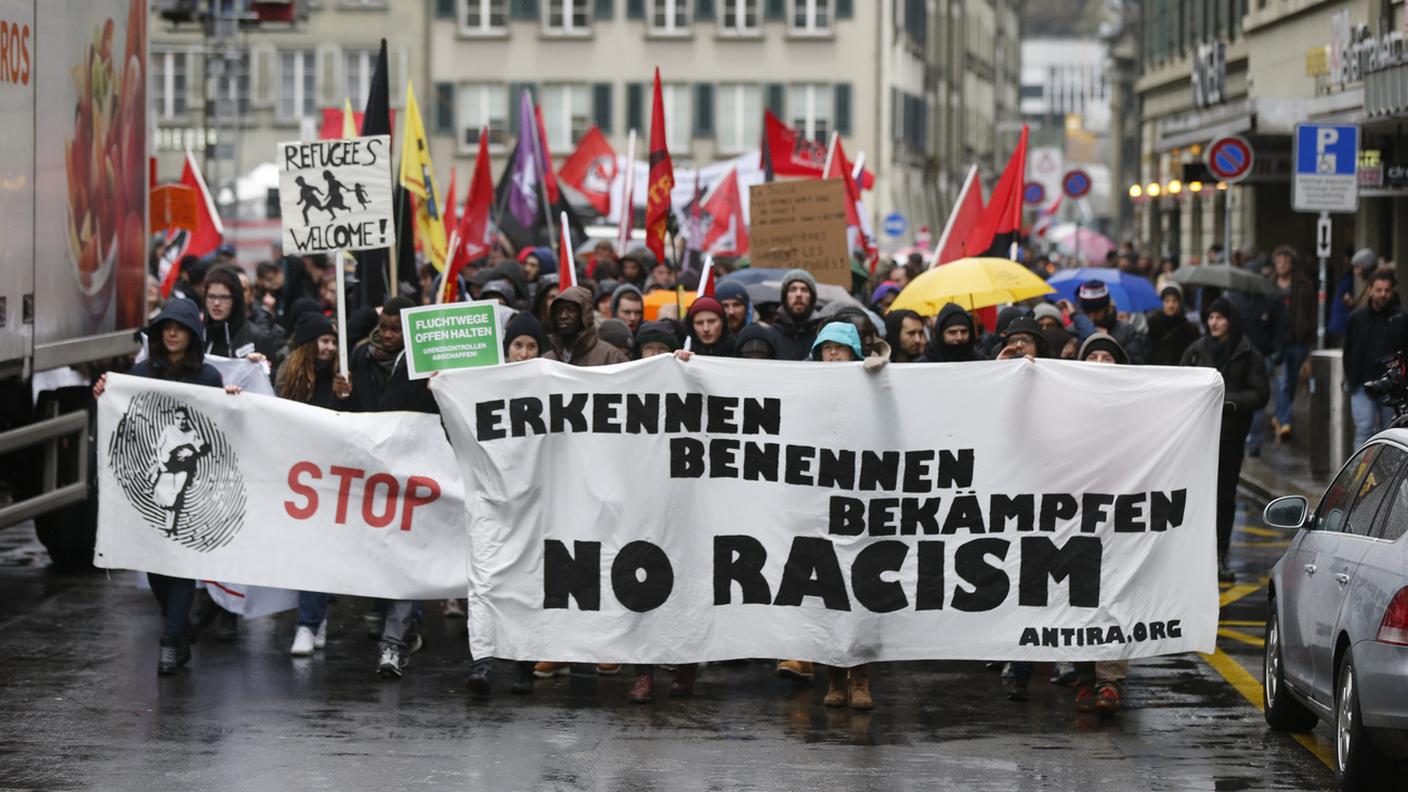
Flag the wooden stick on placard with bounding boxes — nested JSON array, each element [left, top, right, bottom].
[[335, 251, 349, 374]]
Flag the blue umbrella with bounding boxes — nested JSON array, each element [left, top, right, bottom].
[[1045, 268, 1162, 313]]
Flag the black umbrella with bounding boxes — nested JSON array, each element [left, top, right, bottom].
[[1169, 264, 1280, 297]]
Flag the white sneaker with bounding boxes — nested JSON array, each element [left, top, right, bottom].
[[313, 619, 327, 651], [377, 646, 403, 679], [290, 626, 316, 657]]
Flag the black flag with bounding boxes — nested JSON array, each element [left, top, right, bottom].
[[354, 40, 391, 308]]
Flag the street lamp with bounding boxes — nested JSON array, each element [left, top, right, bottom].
[[1128, 184, 1143, 199], [1216, 181, 1228, 191], [1146, 182, 1162, 197], [1167, 179, 1183, 195], [1188, 180, 1204, 193]]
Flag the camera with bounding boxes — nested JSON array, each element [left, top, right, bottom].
[[1364, 352, 1408, 418]]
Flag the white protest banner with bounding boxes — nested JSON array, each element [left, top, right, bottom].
[[431, 356, 1224, 666], [95, 373, 466, 599], [277, 136, 395, 254]]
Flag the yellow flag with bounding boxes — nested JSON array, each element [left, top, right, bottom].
[[398, 80, 448, 272], [341, 98, 357, 139]]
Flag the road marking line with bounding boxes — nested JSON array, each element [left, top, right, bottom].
[[1220, 619, 1266, 627], [1220, 578, 1268, 608], [1232, 540, 1291, 549], [1202, 648, 1335, 770], [1237, 525, 1284, 538], [1217, 627, 1266, 647]]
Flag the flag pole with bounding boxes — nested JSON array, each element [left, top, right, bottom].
[[524, 91, 557, 261], [335, 252, 349, 375], [617, 128, 637, 256], [822, 131, 839, 178], [932, 165, 978, 269]]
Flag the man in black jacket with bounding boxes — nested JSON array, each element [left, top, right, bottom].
[[771, 269, 819, 360], [1344, 271, 1403, 447], [346, 297, 414, 414], [1181, 298, 1270, 582]]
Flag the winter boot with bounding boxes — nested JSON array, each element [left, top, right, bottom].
[[669, 664, 699, 697], [627, 673, 655, 703], [848, 665, 873, 711], [823, 667, 848, 708], [158, 637, 180, 676]]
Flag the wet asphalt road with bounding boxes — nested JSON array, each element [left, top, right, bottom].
[[0, 497, 1339, 792]]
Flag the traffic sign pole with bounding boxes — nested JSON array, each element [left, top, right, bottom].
[[1317, 211, 1329, 350], [1223, 189, 1232, 266], [1206, 135, 1253, 267]]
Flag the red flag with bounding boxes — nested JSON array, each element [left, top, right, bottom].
[[695, 258, 716, 299], [824, 137, 870, 255], [443, 166, 458, 239], [559, 126, 617, 216], [761, 110, 875, 189], [701, 167, 748, 257], [319, 107, 363, 140], [443, 131, 494, 301], [558, 210, 578, 288], [932, 165, 985, 266], [161, 151, 223, 297], [645, 68, 674, 264], [965, 125, 1028, 259], [1032, 194, 1063, 239], [533, 103, 561, 206]]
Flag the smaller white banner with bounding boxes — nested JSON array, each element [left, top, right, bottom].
[[95, 373, 466, 599], [277, 136, 395, 254]]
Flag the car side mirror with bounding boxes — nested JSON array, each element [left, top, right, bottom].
[[1264, 495, 1309, 531]]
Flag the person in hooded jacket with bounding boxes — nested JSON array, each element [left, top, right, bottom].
[[202, 267, 275, 360], [925, 303, 979, 363], [976, 306, 1029, 359], [1181, 298, 1270, 582], [685, 297, 737, 357], [280, 254, 326, 310], [610, 284, 646, 333], [543, 286, 630, 366], [1146, 284, 1201, 366], [522, 246, 555, 302], [736, 324, 780, 360], [92, 299, 243, 676], [716, 281, 752, 335], [885, 309, 927, 363], [1068, 280, 1150, 364], [619, 248, 654, 290], [772, 269, 820, 361], [346, 297, 414, 414], [533, 274, 562, 328], [493, 260, 532, 310], [633, 320, 682, 359]]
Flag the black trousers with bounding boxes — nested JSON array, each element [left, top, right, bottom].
[[1215, 427, 1248, 562]]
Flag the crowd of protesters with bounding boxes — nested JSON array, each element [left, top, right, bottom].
[[98, 232, 1406, 719]]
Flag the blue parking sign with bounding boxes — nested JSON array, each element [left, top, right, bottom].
[[1292, 124, 1359, 213]]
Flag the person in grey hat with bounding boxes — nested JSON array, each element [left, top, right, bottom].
[[610, 283, 645, 333], [597, 318, 634, 357], [1329, 247, 1379, 341], [1032, 302, 1064, 332], [771, 269, 820, 360]]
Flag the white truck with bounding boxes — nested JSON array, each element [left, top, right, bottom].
[[1, 0, 149, 567]]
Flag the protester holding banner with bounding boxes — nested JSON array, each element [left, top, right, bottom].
[[685, 298, 736, 358], [92, 298, 242, 676], [633, 320, 682, 359], [735, 324, 780, 360], [771, 270, 820, 361], [715, 281, 752, 336], [923, 303, 980, 363], [543, 287, 629, 366], [884, 310, 927, 363], [504, 312, 549, 364], [1180, 298, 1270, 583], [995, 317, 1049, 360]]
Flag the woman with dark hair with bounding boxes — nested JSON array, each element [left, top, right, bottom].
[[92, 299, 242, 676], [202, 266, 273, 360]]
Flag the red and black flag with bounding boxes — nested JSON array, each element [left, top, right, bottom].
[[965, 124, 1029, 260], [645, 68, 674, 265]]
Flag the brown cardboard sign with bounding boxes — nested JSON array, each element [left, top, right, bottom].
[[747, 179, 851, 287], [150, 184, 198, 233]]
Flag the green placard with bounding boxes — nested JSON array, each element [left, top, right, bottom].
[[400, 302, 502, 379]]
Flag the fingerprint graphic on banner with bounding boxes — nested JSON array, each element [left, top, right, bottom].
[[107, 392, 246, 552]]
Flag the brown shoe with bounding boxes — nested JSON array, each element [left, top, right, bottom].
[[777, 659, 814, 682], [848, 665, 873, 711], [596, 663, 621, 675], [627, 673, 654, 703], [533, 661, 570, 678], [669, 663, 699, 696], [823, 667, 848, 707], [1278, 422, 1293, 442]]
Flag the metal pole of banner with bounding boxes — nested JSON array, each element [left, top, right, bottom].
[[1317, 210, 1329, 350], [822, 131, 839, 178]]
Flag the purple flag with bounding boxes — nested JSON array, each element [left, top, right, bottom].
[[507, 90, 540, 229]]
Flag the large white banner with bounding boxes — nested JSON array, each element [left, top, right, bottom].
[[95, 373, 466, 599], [432, 357, 1225, 665]]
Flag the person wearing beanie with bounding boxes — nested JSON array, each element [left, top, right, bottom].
[[870, 282, 901, 315], [1078, 332, 1129, 365], [597, 318, 634, 356], [610, 283, 646, 333], [1181, 297, 1269, 583], [716, 280, 752, 334], [542, 286, 629, 366], [481, 279, 517, 306], [1032, 302, 1064, 332], [1146, 283, 1200, 366], [976, 305, 1029, 359], [504, 311, 549, 362], [885, 309, 927, 363], [619, 247, 655, 289], [996, 316, 1049, 359], [91, 298, 239, 676], [685, 296, 736, 357], [735, 323, 780, 360], [773, 269, 820, 360], [345, 296, 414, 413], [633, 319, 681, 358], [1069, 279, 1150, 364], [926, 302, 979, 363]]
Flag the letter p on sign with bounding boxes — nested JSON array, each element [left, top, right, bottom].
[[1317, 128, 1340, 174]]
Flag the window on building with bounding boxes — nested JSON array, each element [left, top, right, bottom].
[[546, 0, 590, 34], [660, 82, 692, 150], [719, 0, 759, 34], [791, 0, 829, 34], [652, 0, 690, 34], [716, 83, 761, 153], [278, 50, 317, 121], [541, 83, 592, 150], [151, 51, 189, 120], [463, 0, 507, 33], [216, 52, 251, 118], [787, 83, 832, 143], [345, 49, 378, 109], [459, 83, 509, 151]]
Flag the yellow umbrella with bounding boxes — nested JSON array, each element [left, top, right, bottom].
[[889, 257, 1055, 315]]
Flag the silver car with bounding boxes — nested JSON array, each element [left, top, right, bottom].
[[1263, 429, 1408, 789]]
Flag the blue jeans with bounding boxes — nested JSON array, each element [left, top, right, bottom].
[[298, 591, 330, 629], [1246, 358, 1277, 452], [1274, 343, 1309, 427], [1351, 387, 1395, 449], [148, 573, 195, 641]]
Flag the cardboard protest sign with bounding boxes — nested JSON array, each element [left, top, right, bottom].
[[277, 135, 395, 254], [150, 184, 198, 233], [400, 302, 502, 380], [748, 179, 851, 287], [431, 357, 1224, 666]]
